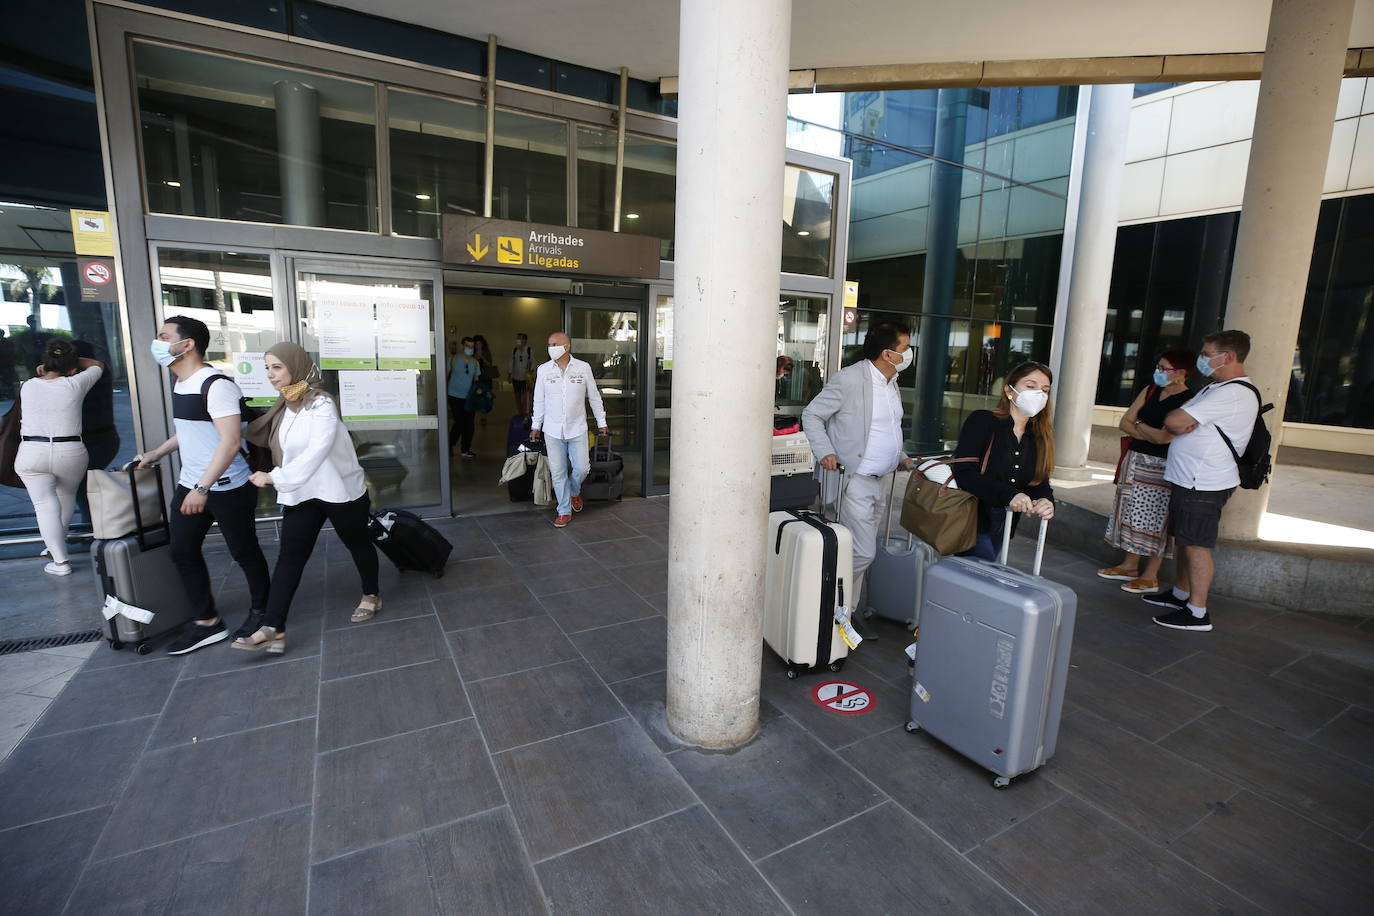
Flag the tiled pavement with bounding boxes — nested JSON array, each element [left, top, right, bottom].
[[2, 497, 1373, 914]]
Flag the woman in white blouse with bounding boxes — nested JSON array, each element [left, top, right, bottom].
[[15, 338, 104, 576], [232, 342, 379, 653]]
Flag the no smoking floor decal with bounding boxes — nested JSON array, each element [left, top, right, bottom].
[[810, 680, 874, 715]]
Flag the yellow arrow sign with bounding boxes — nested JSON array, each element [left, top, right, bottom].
[[466, 233, 489, 260]]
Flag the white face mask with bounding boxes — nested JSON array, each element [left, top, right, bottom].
[[1011, 386, 1048, 418], [548, 344, 567, 360], [150, 338, 183, 367], [891, 348, 914, 372]]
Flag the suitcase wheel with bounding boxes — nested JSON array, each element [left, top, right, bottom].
[[992, 776, 1011, 790], [136, 642, 155, 656], [785, 668, 799, 680], [827, 659, 844, 673], [108, 638, 124, 651], [905, 721, 921, 733]]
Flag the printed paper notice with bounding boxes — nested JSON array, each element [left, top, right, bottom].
[[376, 298, 431, 370], [316, 299, 376, 369], [232, 352, 279, 407], [339, 370, 418, 420]]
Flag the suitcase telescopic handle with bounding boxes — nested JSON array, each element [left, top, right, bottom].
[[1000, 506, 1048, 576], [818, 463, 845, 523], [124, 461, 171, 552], [883, 470, 913, 548]]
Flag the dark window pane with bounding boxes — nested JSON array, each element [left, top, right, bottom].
[[782, 166, 836, 276], [293, 1, 484, 74], [555, 63, 616, 104], [497, 48, 552, 91], [388, 89, 484, 238], [142, 1, 286, 32], [493, 109, 567, 225], [627, 78, 677, 116]]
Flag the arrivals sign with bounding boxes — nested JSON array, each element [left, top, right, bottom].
[[442, 216, 662, 280]]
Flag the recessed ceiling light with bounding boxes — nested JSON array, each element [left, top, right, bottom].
[[415, 193, 431, 200], [165, 180, 182, 188], [624, 212, 640, 219], [797, 230, 810, 236]]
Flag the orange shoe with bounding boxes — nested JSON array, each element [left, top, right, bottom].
[[571, 495, 584, 512], [1097, 566, 1137, 581], [1121, 578, 1161, 594], [553, 514, 571, 528]]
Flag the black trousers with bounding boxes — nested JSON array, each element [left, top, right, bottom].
[[448, 396, 474, 451], [263, 492, 378, 631], [169, 482, 271, 621]]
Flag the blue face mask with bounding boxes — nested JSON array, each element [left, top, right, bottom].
[[1152, 369, 1171, 387], [1197, 353, 1219, 377], [464, 347, 474, 356]]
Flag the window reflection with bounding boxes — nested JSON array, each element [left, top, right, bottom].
[[389, 89, 484, 238], [782, 165, 835, 276], [155, 249, 276, 371], [493, 109, 568, 225]]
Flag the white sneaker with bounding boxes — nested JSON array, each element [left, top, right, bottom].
[[44, 561, 73, 577]]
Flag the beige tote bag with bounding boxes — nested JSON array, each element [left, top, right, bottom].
[[86, 466, 165, 540]]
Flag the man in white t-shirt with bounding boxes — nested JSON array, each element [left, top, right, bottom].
[[135, 315, 271, 655], [1144, 329, 1260, 632], [530, 332, 608, 528]]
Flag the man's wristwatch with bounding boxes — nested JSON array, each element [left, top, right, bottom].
[[192, 484, 210, 495]]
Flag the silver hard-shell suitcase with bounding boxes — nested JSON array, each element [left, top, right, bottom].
[[865, 473, 940, 630], [92, 465, 196, 654], [906, 512, 1076, 787]]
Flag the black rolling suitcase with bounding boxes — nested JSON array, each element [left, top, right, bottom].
[[369, 509, 453, 577], [581, 432, 624, 501], [508, 438, 544, 503]]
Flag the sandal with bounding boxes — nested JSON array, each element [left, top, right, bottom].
[[351, 594, 382, 623], [231, 626, 285, 655], [1096, 566, 1138, 581]]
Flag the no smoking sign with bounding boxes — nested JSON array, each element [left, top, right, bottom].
[[83, 261, 112, 286], [811, 680, 874, 715]]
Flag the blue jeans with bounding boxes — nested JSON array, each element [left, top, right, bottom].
[[545, 433, 589, 516], [965, 532, 997, 561]]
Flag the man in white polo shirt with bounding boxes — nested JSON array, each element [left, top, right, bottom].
[[1145, 329, 1260, 632], [530, 331, 608, 528]]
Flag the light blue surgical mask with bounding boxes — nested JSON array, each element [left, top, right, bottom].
[[1197, 353, 1219, 377], [464, 347, 474, 356], [1152, 369, 1171, 387], [150, 338, 182, 367]]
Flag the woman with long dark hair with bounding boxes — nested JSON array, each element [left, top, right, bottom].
[[14, 338, 105, 575], [950, 360, 1056, 561], [231, 342, 379, 654]]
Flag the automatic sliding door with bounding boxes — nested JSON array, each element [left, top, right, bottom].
[[568, 303, 639, 492]]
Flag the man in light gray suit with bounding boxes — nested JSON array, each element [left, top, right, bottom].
[[802, 320, 917, 641]]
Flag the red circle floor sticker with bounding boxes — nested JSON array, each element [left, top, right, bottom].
[[811, 680, 874, 715]]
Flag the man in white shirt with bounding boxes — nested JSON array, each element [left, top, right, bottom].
[[1145, 329, 1260, 632], [530, 332, 608, 528], [509, 333, 534, 415], [135, 315, 271, 654], [802, 321, 917, 641]]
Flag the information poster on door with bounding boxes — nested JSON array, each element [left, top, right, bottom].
[[376, 298, 431, 370], [338, 370, 418, 420], [231, 352, 278, 407], [316, 298, 376, 369]]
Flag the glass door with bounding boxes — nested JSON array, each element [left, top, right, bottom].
[[292, 260, 448, 513], [567, 301, 639, 493]]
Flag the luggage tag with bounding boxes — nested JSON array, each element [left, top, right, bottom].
[[102, 594, 155, 625], [834, 605, 862, 650]]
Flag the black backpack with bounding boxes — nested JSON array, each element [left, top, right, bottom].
[[1215, 380, 1273, 490], [200, 373, 273, 472]]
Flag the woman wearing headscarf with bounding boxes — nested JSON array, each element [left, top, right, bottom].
[[232, 342, 379, 654]]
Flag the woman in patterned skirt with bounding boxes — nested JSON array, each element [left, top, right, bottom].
[[1098, 348, 1196, 594]]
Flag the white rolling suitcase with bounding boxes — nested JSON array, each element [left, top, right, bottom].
[[906, 511, 1077, 788], [763, 469, 853, 679]]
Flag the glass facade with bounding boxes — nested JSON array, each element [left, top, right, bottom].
[[388, 89, 485, 238], [492, 109, 569, 225]]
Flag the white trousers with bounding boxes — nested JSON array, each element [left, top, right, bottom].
[[15, 441, 88, 563], [838, 471, 890, 611]]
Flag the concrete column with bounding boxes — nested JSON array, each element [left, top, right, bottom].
[[274, 81, 325, 226], [1221, 0, 1355, 539], [1051, 83, 1134, 479], [666, 0, 791, 748]]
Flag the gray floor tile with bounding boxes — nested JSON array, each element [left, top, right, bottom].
[[1260, 613, 1374, 669], [670, 716, 882, 859], [468, 658, 624, 752], [580, 535, 667, 569], [313, 719, 503, 862], [1172, 790, 1374, 915], [1160, 707, 1374, 840], [839, 725, 1064, 853], [606, 499, 669, 527], [1307, 704, 1374, 764], [0, 692, 56, 759], [149, 655, 320, 750], [1064, 648, 1210, 741], [758, 801, 1029, 915], [642, 591, 668, 613], [428, 555, 523, 596], [439, 534, 504, 563], [1193, 627, 1308, 674], [563, 515, 640, 544], [1071, 614, 1203, 675], [0, 717, 153, 831], [498, 532, 590, 566], [537, 805, 786, 915], [321, 594, 435, 630], [540, 582, 658, 634], [1157, 653, 1348, 737], [478, 512, 563, 544], [434, 581, 546, 631], [970, 795, 1262, 915], [0, 650, 88, 694], [494, 718, 695, 861], [70, 807, 311, 916], [1275, 653, 1374, 709], [520, 557, 611, 597], [449, 615, 580, 682], [611, 558, 669, 596], [759, 664, 913, 750], [0, 806, 109, 916], [94, 718, 315, 860], [610, 670, 783, 753], [321, 615, 448, 681], [319, 659, 471, 752], [632, 522, 669, 546], [570, 615, 667, 683], [1049, 706, 1237, 843], [310, 831, 440, 914]]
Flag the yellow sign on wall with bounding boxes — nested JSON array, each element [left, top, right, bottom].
[[70, 209, 114, 257]]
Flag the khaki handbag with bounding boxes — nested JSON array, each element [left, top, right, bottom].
[[899, 442, 992, 556], [86, 465, 165, 540]]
